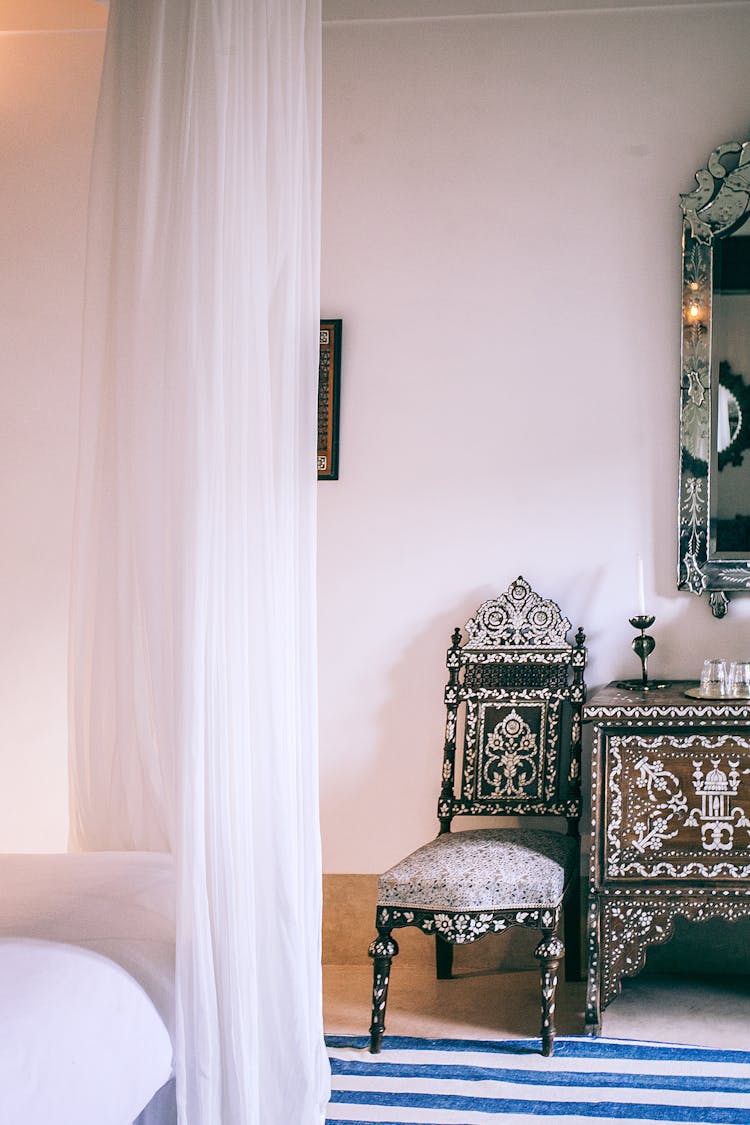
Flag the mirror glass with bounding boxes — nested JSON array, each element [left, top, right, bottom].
[[711, 221, 750, 556], [678, 140, 750, 616]]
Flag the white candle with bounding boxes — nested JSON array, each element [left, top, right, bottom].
[[636, 554, 646, 615]]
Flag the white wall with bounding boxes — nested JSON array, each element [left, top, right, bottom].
[[318, 1, 750, 871], [4, 2, 750, 868], [0, 8, 104, 850]]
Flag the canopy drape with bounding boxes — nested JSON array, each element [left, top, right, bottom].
[[68, 1, 328, 1121]]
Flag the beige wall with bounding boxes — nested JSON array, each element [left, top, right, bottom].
[[4, 2, 750, 866], [318, 2, 750, 872]]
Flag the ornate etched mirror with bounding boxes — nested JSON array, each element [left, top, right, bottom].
[[678, 139, 750, 617]]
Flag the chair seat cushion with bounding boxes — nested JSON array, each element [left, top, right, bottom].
[[377, 828, 577, 912]]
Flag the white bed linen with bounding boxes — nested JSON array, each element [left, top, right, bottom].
[[0, 853, 175, 1125], [0, 938, 172, 1125]]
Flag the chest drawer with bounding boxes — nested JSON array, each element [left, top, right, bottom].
[[603, 729, 750, 881]]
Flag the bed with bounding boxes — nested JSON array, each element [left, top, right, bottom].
[[0, 852, 176, 1125]]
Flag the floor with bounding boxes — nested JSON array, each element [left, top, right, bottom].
[[324, 961, 750, 1050]]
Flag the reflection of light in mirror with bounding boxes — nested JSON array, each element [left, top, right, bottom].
[[685, 281, 706, 324]]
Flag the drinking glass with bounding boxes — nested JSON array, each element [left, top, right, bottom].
[[700, 658, 728, 697], [728, 661, 750, 698]]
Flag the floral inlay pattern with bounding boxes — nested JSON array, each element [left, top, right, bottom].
[[631, 756, 688, 855], [377, 904, 559, 944], [606, 734, 750, 880], [597, 889, 750, 1012], [482, 709, 539, 799]]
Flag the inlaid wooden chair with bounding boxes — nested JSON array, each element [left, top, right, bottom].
[[367, 577, 587, 1056]]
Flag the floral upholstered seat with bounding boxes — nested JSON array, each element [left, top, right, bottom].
[[367, 577, 587, 1058], [378, 828, 577, 914]]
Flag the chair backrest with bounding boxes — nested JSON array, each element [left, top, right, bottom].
[[438, 576, 586, 833]]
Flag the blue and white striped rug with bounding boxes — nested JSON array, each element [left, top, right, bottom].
[[325, 1035, 750, 1123]]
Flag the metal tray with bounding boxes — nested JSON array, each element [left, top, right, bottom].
[[684, 685, 750, 701]]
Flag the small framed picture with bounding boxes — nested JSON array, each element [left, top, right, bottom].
[[318, 319, 341, 480]]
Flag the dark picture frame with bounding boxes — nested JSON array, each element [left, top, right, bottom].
[[318, 319, 341, 480]]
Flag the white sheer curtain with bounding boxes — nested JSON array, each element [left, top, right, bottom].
[[68, 2, 328, 1121]]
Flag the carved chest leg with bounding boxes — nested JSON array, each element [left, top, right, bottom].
[[584, 894, 602, 1035]]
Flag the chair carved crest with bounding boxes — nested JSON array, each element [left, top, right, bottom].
[[464, 576, 572, 650]]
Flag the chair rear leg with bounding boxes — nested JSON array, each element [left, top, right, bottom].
[[435, 934, 453, 979], [563, 870, 582, 982], [368, 927, 399, 1053], [534, 925, 565, 1057]]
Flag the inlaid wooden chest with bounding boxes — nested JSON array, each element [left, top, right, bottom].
[[584, 680, 750, 1033]]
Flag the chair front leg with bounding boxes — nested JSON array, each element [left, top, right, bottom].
[[368, 927, 399, 1053], [534, 925, 565, 1057]]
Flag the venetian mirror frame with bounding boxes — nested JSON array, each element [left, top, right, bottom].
[[678, 138, 750, 618]]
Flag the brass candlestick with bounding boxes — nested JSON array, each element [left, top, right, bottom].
[[616, 614, 668, 692], [630, 614, 655, 687]]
